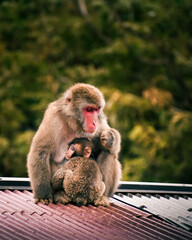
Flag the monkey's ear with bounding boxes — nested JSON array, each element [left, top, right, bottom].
[[84, 147, 91, 158], [63, 90, 72, 104]]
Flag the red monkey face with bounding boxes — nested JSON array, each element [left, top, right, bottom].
[[63, 83, 105, 134], [83, 106, 100, 133]]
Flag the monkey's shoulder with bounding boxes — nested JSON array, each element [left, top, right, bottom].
[[63, 157, 80, 170], [64, 157, 98, 169], [64, 156, 88, 168]]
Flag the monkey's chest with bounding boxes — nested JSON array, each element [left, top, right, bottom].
[[54, 137, 75, 163]]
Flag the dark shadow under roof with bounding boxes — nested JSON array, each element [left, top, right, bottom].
[[0, 178, 192, 240]]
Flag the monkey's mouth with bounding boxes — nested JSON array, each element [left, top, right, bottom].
[[83, 121, 97, 134], [86, 129, 95, 134]]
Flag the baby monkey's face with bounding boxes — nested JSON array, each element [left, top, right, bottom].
[[65, 144, 82, 160], [65, 143, 92, 160]]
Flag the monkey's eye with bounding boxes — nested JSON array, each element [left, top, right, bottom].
[[85, 107, 94, 112], [85, 107, 100, 113], [95, 107, 101, 112], [71, 145, 76, 151]]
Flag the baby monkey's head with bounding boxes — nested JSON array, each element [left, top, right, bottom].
[[65, 138, 93, 160]]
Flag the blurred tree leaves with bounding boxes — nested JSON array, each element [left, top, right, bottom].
[[103, 88, 192, 183], [0, 0, 192, 183]]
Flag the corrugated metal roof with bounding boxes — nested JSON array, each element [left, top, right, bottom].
[[115, 181, 192, 232], [118, 181, 192, 195], [114, 193, 192, 232], [1, 188, 192, 240]]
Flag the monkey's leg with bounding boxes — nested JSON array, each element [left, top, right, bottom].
[[100, 181, 106, 195], [54, 191, 71, 204], [94, 196, 110, 206], [52, 168, 66, 190], [94, 181, 109, 206], [97, 151, 121, 197], [97, 128, 121, 197]]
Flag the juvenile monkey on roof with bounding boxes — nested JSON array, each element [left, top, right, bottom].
[[52, 138, 108, 206]]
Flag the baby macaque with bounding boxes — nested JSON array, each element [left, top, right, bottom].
[[52, 138, 109, 206]]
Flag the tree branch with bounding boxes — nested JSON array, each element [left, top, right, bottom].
[[77, 0, 111, 44]]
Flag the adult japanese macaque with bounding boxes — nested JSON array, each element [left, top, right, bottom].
[[52, 138, 108, 206], [27, 83, 121, 204]]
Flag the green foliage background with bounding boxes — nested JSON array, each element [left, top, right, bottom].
[[0, 0, 192, 183]]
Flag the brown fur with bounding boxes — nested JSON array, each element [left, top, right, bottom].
[[52, 156, 108, 206], [27, 83, 121, 204]]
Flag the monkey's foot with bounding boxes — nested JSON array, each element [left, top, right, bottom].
[[35, 198, 53, 205], [54, 191, 71, 205], [94, 196, 110, 207], [75, 197, 87, 206]]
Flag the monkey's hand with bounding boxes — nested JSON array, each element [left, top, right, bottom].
[[101, 130, 114, 149], [35, 198, 53, 205], [33, 183, 53, 205], [100, 128, 121, 155]]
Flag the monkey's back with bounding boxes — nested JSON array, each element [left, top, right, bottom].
[[64, 157, 101, 178], [63, 156, 103, 204]]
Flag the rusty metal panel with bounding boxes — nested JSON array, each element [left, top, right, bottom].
[[1, 190, 192, 240]]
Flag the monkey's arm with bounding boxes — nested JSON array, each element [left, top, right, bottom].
[[27, 103, 63, 205], [100, 128, 121, 155], [27, 147, 53, 204], [97, 128, 122, 197], [97, 151, 121, 197]]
